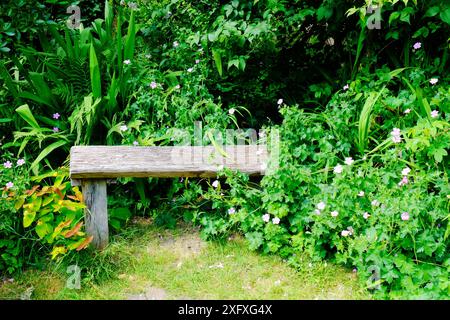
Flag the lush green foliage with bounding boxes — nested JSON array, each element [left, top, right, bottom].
[[0, 0, 449, 299]]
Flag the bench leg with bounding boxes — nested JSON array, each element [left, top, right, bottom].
[[81, 179, 109, 250]]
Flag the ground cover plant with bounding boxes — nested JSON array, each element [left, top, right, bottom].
[[0, 0, 449, 300]]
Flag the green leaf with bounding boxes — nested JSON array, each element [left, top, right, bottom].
[[89, 42, 102, 98], [110, 207, 132, 221], [23, 210, 36, 228], [431, 148, 448, 163], [424, 6, 440, 18], [212, 48, 223, 77], [124, 11, 136, 61], [440, 8, 450, 25], [35, 221, 53, 239], [16, 104, 40, 129], [30, 140, 68, 171]]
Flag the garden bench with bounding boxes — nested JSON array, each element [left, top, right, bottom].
[[70, 145, 268, 249]]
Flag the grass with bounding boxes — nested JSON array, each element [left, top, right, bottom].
[[0, 218, 372, 300]]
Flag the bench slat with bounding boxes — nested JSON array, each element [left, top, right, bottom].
[[70, 145, 268, 179]]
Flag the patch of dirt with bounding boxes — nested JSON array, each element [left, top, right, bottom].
[[152, 232, 206, 259], [127, 286, 168, 300]]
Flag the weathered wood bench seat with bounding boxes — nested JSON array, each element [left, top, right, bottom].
[[70, 145, 268, 249]]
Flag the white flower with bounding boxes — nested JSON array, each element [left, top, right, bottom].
[[430, 78, 438, 85], [123, 59, 131, 65], [195, 59, 200, 64], [228, 108, 235, 115], [331, 211, 339, 217], [344, 157, 354, 166], [228, 207, 236, 215], [173, 41, 179, 48], [343, 84, 349, 91], [358, 191, 365, 197], [272, 217, 280, 225], [187, 67, 193, 73], [175, 84, 181, 89], [404, 109, 411, 114], [212, 180, 219, 188], [145, 54, 152, 59], [120, 125, 128, 132], [262, 214, 270, 223], [363, 212, 370, 219], [391, 128, 402, 143], [401, 167, 411, 176], [277, 99, 283, 105], [371, 200, 380, 207], [341, 230, 350, 237], [334, 164, 343, 174], [314, 209, 321, 215], [317, 202, 326, 211], [431, 110, 439, 118], [150, 81, 158, 89]]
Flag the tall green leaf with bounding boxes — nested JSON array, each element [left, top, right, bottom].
[[16, 104, 40, 129], [357, 88, 385, 153], [89, 42, 102, 98], [124, 11, 136, 61], [30, 140, 68, 172], [212, 48, 223, 77]]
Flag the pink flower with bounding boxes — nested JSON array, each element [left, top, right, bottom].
[[175, 84, 181, 89], [334, 164, 343, 174], [413, 42, 422, 50], [331, 211, 339, 217], [212, 180, 219, 188], [133, 141, 139, 146], [53, 127, 59, 133], [431, 110, 439, 118], [391, 128, 402, 144], [371, 200, 380, 207], [344, 157, 354, 166], [228, 108, 235, 115], [5, 182, 13, 189], [358, 191, 365, 197], [228, 207, 236, 215], [430, 78, 438, 85], [272, 217, 280, 225], [314, 209, 321, 215], [317, 202, 326, 210], [120, 125, 128, 132], [195, 59, 200, 64], [262, 214, 270, 223], [3, 161, 12, 169], [401, 167, 411, 176], [123, 59, 131, 65], [401, 212, 410, 221], [17, 159, 25, 166], [341, 230, 350, 237], [150, 81, 158, 89], [53, 113, 60, 119], [398, 176, 408, 187], [363, 212, 370, 219], [404, 109, 411, 114]]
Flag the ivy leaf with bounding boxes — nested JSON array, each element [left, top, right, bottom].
[[440, 8, 450, 25]]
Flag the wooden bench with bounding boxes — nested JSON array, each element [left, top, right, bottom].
[[70, 145, 268, 249]]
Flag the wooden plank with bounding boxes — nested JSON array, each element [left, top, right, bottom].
[[82, 179, 108, 250], [70, 145, 268, 179]]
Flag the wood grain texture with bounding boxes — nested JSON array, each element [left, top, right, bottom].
[[70, 145, 268, 179], [82, 179, 108, 250]]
